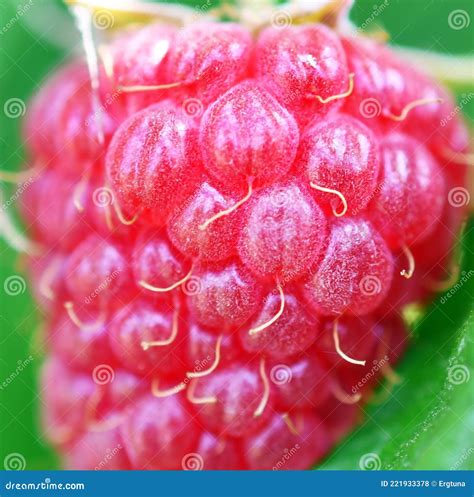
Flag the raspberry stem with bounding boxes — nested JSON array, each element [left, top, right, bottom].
[[151, 378, 186, 398], [333, 319, 367, 366], [384, 97, 444, 122], [248, 282, 285, 336], [141, 307, 179, 349], [199, 181, 253, 231], [281, 413, 300, 436], [118, 81, 183, 93], [310, 182, 348, 217], [139, 265, 194, 293], [400, 244, 415, 279], [311, 72, 354, 104], [253, 357, 270, 418], [186, 335, 223, 379], [63, 301, 105, 330], [187, 378, 217, 405], [331, 381, 362, 404]]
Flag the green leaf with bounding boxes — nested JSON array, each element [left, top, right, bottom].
[[320, 221, 474, 470]]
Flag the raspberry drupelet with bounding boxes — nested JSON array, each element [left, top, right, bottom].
[[18, 14, 469, 471]]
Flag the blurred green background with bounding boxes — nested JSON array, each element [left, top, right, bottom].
[[0, 0, 473, 470]]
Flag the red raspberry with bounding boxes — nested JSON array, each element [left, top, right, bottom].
[[19, 11, 469, 471]]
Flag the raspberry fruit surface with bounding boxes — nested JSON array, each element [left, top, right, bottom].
[[19, 14, 469, 471]]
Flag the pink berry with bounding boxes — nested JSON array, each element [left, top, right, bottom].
[[21, 13, 469, 471], [296, 114, 380, 216], [244, 411, 330, 470], [238, 182, 327, 282], [168, 182, 240, 261], [105, 103, 202, 219], [109, 298, 187, 377], [187, 261, 264, 330], [41, 359, 95, 447], [120, 395, 199, 470], [317, 315, 377, 368], [369, 133, 445, 250], [255, 24, 349, 127], [25, 62, 121, 172], [194, 432, 245, 470], [65, 427, 131, 470], [64, 234, 134, 309], [192, 361, 272, 437], [108, 24, 176, 88], [316, 398, 359, 446], [187, 323, 240, 365], [304, 218, 394, 316], [50, 309, 113, 371], [166, 22, 252, 105], [23, 170, 91, 250], [270, 350, 332, 410], [132, 228, 191, 291], [241, 288, 319, 359], [200, 81, 299, 190]]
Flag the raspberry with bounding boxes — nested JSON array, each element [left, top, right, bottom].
[[166, 22, 252, 105], [25, 62, 122, 172], [105, 102, 202, 219], [187, 261, 264, 330], [241, 288, 319, 359], [270, 351, 332, 410], [167, 181, 240, 261], [191, 361, 273, 437], [200, 81, 299, 190], [64, 234, 134, 310], [296, 114, 380, 216], [238, 182, 327, 282], [108, 24, 176, 89], [304, 218, 394, 316], [50, 309, 112, 371], [255, 24, 349, 127], [17, 9, 469, 471], [369, 133, 445, 250], [120, 395, 200, 470], [109, 298, 188, 378], [132, 228, 192, 290], [244, 411, 331, 470]]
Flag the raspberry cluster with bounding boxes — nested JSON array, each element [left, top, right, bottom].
[[20, 20, 468, 470]]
